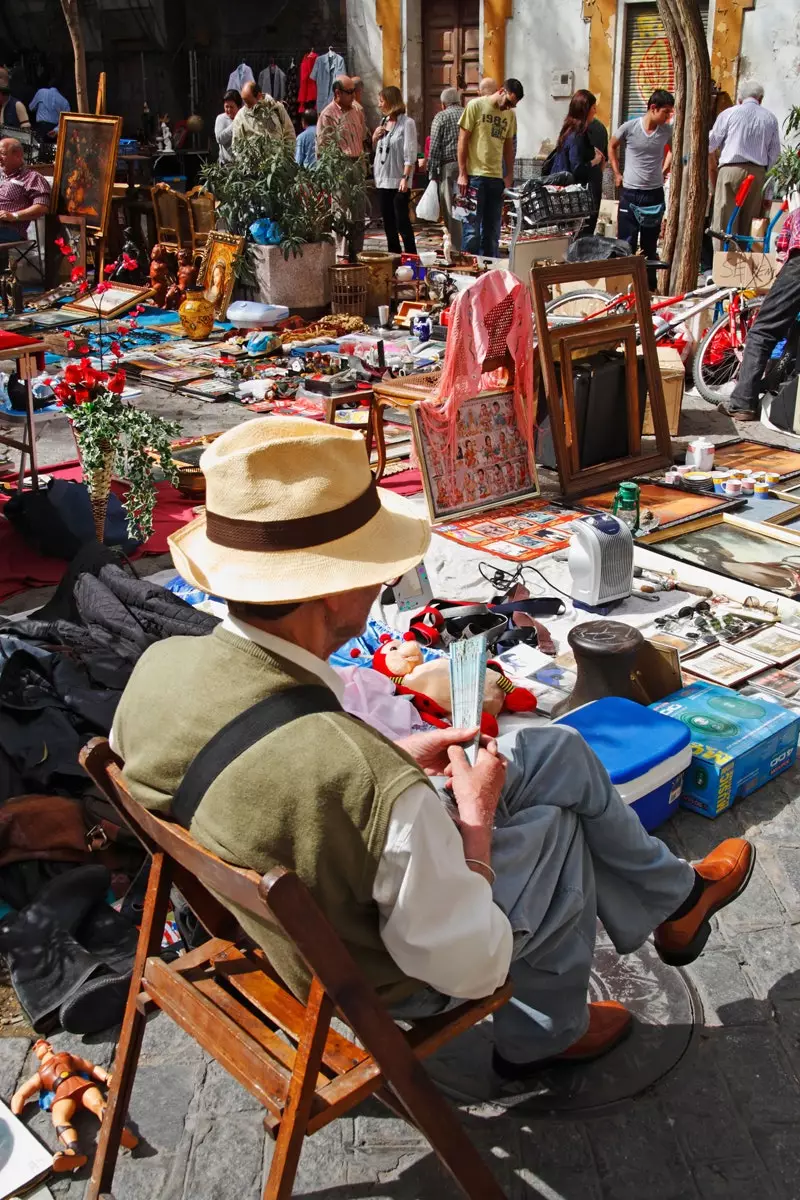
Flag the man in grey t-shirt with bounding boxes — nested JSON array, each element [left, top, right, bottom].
[[609, 89, 674, 288]]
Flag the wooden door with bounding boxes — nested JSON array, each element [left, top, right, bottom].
[[423, 0, 480, 145]]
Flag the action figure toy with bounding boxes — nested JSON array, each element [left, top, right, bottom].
[[11, 1039, 138, 1172]]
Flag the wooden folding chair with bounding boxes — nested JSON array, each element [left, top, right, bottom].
[[79, 738, 511, 1200]]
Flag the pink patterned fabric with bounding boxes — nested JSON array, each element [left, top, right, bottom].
[[420, 270, 535, 462]]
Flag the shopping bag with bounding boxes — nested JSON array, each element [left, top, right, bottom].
[[416, 179, 441, 223]]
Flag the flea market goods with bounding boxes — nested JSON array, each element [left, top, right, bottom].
[[178, 290, 215, 340]]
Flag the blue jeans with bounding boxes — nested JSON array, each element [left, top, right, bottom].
[[0, 226, 22, 243], [463, 175, 505, 257], [393, 725, 693, 1063]]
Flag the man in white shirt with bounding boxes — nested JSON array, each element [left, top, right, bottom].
[[708, 81, 781, 241], [112, 418, 754, 1076]]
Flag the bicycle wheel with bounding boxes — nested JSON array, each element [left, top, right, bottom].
[[543, 289, 614, 325], [692, 300, 764, 407]]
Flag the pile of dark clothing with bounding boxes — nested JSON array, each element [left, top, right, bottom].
[[0, 545, 217, 1033]]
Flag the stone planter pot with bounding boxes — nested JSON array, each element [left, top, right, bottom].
[[245, 241, 336, 314]]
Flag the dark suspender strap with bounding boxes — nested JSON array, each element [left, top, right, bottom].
[[170, 684, 342, 829]]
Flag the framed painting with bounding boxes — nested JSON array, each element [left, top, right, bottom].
[[578, 481, 740, 531], [63, 282, 153, 318], [683, 644, 765, 687], [641, 514, 800, 597], [410, 388, 540, 523], [51, 113, 123, 234], [712, 439, 800, 481], [197, 232, 245, 319]]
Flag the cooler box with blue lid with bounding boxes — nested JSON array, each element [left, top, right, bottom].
[[554, 697, 692, 830]]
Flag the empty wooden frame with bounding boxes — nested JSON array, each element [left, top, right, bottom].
[[530, 256, 672, 497]]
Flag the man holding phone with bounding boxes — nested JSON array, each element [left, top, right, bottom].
[[457, 79, 524, 257]]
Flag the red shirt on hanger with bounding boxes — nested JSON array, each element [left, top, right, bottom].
[[298, 51, 318, 107]]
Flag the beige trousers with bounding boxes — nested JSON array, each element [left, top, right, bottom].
[[712, 162, 766, 242]]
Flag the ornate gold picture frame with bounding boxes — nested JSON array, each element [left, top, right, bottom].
[[197, 231, 245, 319]]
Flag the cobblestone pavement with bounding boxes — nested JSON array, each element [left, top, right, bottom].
[[4, 389, 800, 1197]]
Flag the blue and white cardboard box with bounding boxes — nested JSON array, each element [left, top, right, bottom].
[[651, 681, 800, 819], [554, 696, 692, 831]]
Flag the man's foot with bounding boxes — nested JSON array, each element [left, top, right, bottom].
[[492, 1001, 633, 1079], [655, 838, 755, 967], [719, 405, 759, 422]]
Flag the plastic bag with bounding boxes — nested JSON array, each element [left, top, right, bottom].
[[415, 179, 440, 223]]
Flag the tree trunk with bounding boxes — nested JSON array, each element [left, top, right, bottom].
[[656, 0, 686, 293], [60, 0, 89, 113], [669, 0, 712, 292]]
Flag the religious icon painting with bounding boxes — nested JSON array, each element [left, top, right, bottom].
[[197, 232, 246, 319], [411, 389, 540, 523]]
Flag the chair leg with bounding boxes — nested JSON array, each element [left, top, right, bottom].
[[86, 853, 172, 1200], [372, 1056, 507, 1199], [263, 980, 333, 1200]]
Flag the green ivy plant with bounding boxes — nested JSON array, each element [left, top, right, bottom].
[[768, 106, 800, 199], [201, 130, 368, 261], [52, 363, 180, 542]]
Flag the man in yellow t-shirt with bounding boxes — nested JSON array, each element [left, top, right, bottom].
[[457, 78, 523, 256]]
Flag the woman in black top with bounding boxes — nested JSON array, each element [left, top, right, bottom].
[[551, 89, 604, 185]]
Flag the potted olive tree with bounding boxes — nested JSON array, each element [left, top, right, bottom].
[[202, 134, 368, 312], [768, 106, 800, 209]]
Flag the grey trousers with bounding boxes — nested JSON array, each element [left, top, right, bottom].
[[438, 162, 462, 253], [713, 163, 766, 242], [394, 725, 694, 1063]]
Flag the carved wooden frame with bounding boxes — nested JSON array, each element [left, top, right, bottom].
[[530, 255, 672, 497]]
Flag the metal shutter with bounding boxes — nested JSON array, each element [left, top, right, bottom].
[[621, 3, 710, 123]]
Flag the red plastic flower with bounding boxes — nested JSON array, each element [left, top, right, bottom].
[[66, 339, 76, 352], [53, 381, 72, 403], [107, 370, 126, 394], [77, 280, 89, 296], [67, 253, 77, 264], [122, 253, 139, 272], [131, 306, 146, 317], [116, 323, 130, 335], [95, 282, 112, 294], [104, 262, 116, 276], [70, 265, 86, 282], [73, 387, 90, 405], [64, 363, 84, 384], [110, 340, 122, 358]]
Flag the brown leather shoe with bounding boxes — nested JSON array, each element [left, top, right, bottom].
[[654, 838, 755, 967], [492, 1001, 633, 1079]]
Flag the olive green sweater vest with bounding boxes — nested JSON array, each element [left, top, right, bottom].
[[112, 627, 426, 1001]]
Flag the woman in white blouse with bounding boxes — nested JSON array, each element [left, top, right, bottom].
[[372, 86, 418, 255], [214, 90, 241, 167]]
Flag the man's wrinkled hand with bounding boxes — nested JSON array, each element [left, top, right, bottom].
[[447, 741, 507, 829], [398, 726, 480, 775]]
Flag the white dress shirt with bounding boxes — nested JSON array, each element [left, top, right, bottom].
[[373, 114, 418, 189], [709, 97, 781, 169], [222, 615, 513, 1000]]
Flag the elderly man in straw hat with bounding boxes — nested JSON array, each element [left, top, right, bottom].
[[113, 418, 754, 1074]]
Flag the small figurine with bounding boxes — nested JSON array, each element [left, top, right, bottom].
[[157, 114, 173, 152], [149, 243, 173, 307], [110, 227, 147, 284], [11, 1039, 138, 1173]]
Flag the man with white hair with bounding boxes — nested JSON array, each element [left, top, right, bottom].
[[427, 86, 464, 250], [709, 81, 780, 240], [0, 137, 50, 245]]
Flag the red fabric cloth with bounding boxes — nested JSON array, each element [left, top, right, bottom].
[[420, 270, 535, 465], [297, 51, 318, 107], [379, 467, 421, 495], [0, 460, 197, 602]]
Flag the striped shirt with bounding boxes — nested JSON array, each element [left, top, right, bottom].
[[0, 166, 51, 238], [709, 98, 781, 169], [317, 101, 365, 159]]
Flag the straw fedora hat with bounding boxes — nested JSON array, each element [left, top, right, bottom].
[[169, 416, 431, 603]]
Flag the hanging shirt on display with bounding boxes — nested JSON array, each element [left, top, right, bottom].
[[226, 63, 255, 93], [258, 64, 287, 102], [285, 60, 299, 124], [310, 51, 345, 112], [297, 51, 317, 108]]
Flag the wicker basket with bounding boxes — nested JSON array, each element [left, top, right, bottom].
[[329, 264, 368, 318]]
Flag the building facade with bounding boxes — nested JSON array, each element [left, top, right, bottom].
[[347, 0, 796, 157]]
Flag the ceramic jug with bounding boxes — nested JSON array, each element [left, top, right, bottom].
[[179, 290, 214, 341]]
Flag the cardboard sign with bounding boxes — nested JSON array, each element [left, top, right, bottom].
[[712, 250, 779, 292]]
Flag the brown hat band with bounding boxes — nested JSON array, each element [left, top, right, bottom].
[[204, 479, 381, 552]]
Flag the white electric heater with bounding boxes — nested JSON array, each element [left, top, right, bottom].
[[568, 515, 634, 607]]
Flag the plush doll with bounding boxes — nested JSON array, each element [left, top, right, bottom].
[[11, 1038, 138, 1172], [371, 634, 536, 737]]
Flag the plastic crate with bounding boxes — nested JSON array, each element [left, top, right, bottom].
[[524, 181, 593, 225]]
